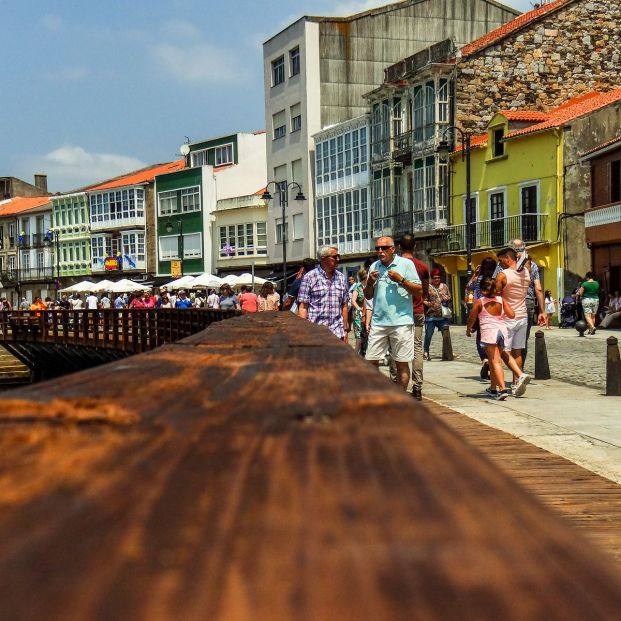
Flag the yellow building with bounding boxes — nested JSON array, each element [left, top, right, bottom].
[[435, 110, 564, 320]]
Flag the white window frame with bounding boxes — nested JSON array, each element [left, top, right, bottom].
[[289, 46, 300, 77], [214, 144, 233, 166], [160, 235, 180, 260], [181, 186, 201, 212], [183, 232, 202, 259], [272, 55, 285, 86], [292, 213, 304, 240], [158, 190, 177, 216]]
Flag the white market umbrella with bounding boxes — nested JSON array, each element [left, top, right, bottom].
[[221, 275, 240, 287], [60, 280, 98, 294], [90, 279, 116, 293], [234, 273, 269, 287], [161, 275, 197, 290], [191, 273, 224, 289], [108, 279, 149, 293]]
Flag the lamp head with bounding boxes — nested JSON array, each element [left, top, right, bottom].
[[261, 190, 273, 201], [294, 191, 306, 201], [165, 221, 173, 234], [436, 139, 452, 163]]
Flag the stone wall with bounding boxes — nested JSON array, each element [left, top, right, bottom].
[[456, 0, 621, 133]]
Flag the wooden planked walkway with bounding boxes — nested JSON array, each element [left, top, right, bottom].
[[427, 400, 621, 563]]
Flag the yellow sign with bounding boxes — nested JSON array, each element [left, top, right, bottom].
[[170, 260, 182, 278]]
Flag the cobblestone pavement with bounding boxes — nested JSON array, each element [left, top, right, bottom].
[[427, 324, 620, 391]]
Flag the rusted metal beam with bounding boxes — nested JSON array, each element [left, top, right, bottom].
[[0, 313, 620, 620]]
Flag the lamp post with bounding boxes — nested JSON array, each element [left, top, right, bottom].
[[261, 181, 306, 296], [44, 228, 61, 292], [165, 219, 183, 276], [437, 126, 473, 279]]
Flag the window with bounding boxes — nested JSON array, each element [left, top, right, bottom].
[[183, 233, 202, 258], [521, 184, 539, 241], [218, 223, 267, 257], [91, 236, 109, 268], [492, 128, 505, 157], [292, 159, 303, 183], [272, 55, 285, 86], [289, 46, 300, 76], [489, 191, 506, 247], [122, 231, 145, 265], [191, 143, 234, 168], [290, 103, 302, 132], [276, 220, 288, 244], [89, 188, 144, 224], [424, 82, 435, 140], [316, 188, 369, 247], [293, 213, 304, 240], [158, 190, 177, 216], [181, 186, 201, 212], [160, 236, 179, 260], [214, 144, 233, 166], [273, 110, 286, 139]]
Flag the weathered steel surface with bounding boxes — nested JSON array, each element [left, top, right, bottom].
[[0, 313, 621, 620]]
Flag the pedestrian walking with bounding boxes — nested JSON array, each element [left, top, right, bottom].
[[397, 233, 429, 400], [423, 269, 451, 361], [363, 236, 421, 390], [238, 285, 258, 313], [206, 289, 220, 309], [578, 272, 600, 334], [297, 246, 349, 340], [544, 290, 556, 329], [218, 284, 239, 310], [350, 269, 366, 354], [284, 258, 316, 312], [466, 277, 515, 400], [495, 247, 532, 396], [174, 289, 193, 309], [257, 282, 280, 312]]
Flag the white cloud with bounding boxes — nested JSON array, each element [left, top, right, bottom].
[[150, 41, 247, 84], [24, 146, 147, 193], [40, 14, 63, 32]]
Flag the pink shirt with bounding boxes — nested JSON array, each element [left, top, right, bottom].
[[502, 267, 529, 319], [239, 292, 258, 313]]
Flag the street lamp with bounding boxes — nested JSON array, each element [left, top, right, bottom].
[[261, 181, 306, 296], [165, 219, 184, 276], [437, 126, 473, 279]]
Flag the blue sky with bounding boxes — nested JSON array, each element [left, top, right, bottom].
[[3, 0, 530, 193]]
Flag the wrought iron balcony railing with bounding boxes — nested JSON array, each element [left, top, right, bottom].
[[441, 213, 549, 252], [16, 267, 55, 282]]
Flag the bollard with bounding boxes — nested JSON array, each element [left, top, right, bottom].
[[606, 336, 621, 396], [575, 319, 587, 337], [534, 330, 551, 380], [441, 326, 454, 361]]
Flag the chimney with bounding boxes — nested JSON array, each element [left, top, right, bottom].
[[34, 174, 48, 193]]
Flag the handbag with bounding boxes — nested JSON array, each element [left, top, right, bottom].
[[441, 304, 452, 320]]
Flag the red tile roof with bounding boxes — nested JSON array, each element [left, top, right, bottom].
[[579, 134, 621, 158], [460, 0, 572, 58], [500, 111, 549, 122], [453, 133, 488, 153], [505, 89, 621, 139], [88, 160, 185, 191], [0, 195, 52, 217]]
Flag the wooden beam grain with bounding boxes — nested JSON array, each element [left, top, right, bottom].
[[0, 313, 620, 620]]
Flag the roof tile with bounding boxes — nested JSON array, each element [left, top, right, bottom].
[[461, 0, 572, 58], [0, 195, 52, 217], [87, 160, 185, 192]]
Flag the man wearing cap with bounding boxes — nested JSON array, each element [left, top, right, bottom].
[[495, 247, 533, 397], [364, 236, 422, 391]]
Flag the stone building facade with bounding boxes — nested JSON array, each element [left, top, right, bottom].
[[456, 0, 621, 132]]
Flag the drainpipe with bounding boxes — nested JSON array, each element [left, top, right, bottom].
[[555, 127, 564, 301]]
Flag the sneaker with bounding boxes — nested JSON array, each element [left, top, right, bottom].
[[423, 352, 430, 361], [495, 389, 509, 401], [513, 373, 531, 397], [412, 386, 422, 401], [485, 387, 498, 397], [480, 360, 489, 381]]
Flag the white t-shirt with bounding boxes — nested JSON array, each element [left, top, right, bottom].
[[86, 294, 99, 310], [70, 297, 84, 310], [207, 293, 219, 308]]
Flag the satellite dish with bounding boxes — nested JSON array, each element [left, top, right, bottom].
[[180, 144, 190, 156]]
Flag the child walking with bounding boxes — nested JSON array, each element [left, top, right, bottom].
[[466, 277, 515, 400], [544, 290, 556, 329]]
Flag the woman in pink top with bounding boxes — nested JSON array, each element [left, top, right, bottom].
[[466, 277, 515, 400]]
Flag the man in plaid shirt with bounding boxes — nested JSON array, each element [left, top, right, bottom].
[[297, 246, 349, 341]]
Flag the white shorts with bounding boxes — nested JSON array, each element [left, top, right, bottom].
[[504, 317, 528, 351], [365, 324, 414, 363]]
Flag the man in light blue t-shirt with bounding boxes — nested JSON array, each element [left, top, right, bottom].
[[363, 236, 422, 390]]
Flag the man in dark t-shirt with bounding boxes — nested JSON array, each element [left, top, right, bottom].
[[398, 234, 430, 401]]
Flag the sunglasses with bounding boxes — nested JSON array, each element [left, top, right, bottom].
[[375, 245, 394, 251], [326, 254, 341, 260]]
